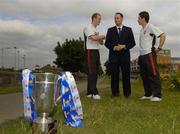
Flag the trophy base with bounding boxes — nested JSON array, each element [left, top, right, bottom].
[[32, 117, 57, 134]]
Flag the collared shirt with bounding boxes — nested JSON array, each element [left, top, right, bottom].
[[116, 25, 123, 33], [139, 23, 163, 56], [83, 24, 100, 50]]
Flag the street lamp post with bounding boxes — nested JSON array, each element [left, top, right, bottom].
[[1, 47, 11, 68], [17, 50, 20, 70], [13, 47, 17, 70], [22, 54, 26, 69], [1, 48, 4, 68]]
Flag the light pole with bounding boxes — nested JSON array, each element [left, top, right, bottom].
[[1, 48, 4, 68], [1, 47, 11, 68], [13, 47, 17, 70], [22, 54, 26, 68], [17, 50, 20, 70]]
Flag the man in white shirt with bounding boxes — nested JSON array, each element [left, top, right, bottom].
[[138, 11, 166, 101], [83, 13, 105, 100]]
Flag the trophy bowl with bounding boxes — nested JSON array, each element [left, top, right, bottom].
[[33, 73, 59, 132]]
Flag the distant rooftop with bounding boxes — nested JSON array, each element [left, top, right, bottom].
[[172, 57, 180, 60]]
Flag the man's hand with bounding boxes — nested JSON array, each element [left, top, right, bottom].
[[118, 44, 126, 50], [113, 44, 126, 51], [155, 49, 160, 54], [154, 47, 162, 53], [95, 32, 105, 40], [113, 46, 119, 51], [100, 35, 106, 40], [95, 32, 99, 35], [98, 40, 104, 45]]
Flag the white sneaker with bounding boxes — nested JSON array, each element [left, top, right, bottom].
[[150, 97, 162, 102], [87, 94, 92, 98], [140, 96, 153, 100], [92, 94, 101, 100]]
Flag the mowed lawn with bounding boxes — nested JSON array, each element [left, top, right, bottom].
[[0, 76, 180, 134]]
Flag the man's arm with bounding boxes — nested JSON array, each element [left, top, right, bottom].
[[84, 26, 105, 42], [158, 33, 166, 49], [154, 33, 166, 53], [151, 24, 166, 51], [105, 28, 131, 51], [89, 34, 105, 42], [123, 28, 136, 50], [105, 29, 117, 51], [116, 28, 136, 51]]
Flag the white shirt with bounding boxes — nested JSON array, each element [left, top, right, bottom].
[[116, 25, 123, 33], [139, 23, 163, 56], [83, 24, 100, 50]]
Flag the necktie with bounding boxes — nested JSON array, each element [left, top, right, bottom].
[[118, 28, 121, 37]]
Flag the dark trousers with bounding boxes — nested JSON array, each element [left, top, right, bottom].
[[110, 58, 131, 97], [138, 52, 162, 98], [86, 49, 100, 95]]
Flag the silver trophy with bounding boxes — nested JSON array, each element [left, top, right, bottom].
[[33, 73, 60, 133]]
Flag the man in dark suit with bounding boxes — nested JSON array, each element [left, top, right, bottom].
[[105, 12, 136, 97]]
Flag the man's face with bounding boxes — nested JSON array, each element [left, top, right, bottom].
[[114, 14, 123, 26], [94, 15, 101, 26], [138, 16, 143, 25]]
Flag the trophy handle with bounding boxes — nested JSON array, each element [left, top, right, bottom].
[[30, 73, 36, 104], [54, 75, 62, 106]]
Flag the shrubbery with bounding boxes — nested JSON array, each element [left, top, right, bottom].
[[161, 74, 180, 91]]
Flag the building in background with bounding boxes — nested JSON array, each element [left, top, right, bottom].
[[157, 49, 172, 74], [131, 49, 180, 74], [130, 58, 140, 79], [171, 57, 180, 73]]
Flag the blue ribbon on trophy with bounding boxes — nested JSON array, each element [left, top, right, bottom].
[[21, 69, 37, 121], [59, 72, 83, 127], [21, 69, 83, 128]]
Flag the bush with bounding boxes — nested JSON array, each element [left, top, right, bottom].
[[161, 74, 180, 91]]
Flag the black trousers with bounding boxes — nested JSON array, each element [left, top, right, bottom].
[[138, 52, 162, 98], [86, 49, 100, 95], [110, 58, 131, 97]]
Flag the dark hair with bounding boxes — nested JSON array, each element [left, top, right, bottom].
[[115, 12, 123, 18], [139, 11, 150, 23], [91, 13, 101, 21]]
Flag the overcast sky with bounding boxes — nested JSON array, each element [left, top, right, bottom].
[[0, 0, 179, 69]]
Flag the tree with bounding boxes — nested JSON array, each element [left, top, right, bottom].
[[54, 38, 104, 74], [54, 38, 86, 73], [98, 65, 104, 76], [104, 60, 111, 75]]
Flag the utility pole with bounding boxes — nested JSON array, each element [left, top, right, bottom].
[[1, 47, 11, 68], [17, 50, 20, 70], [22, 54, 26, 68], [1, 48, 4, 68], [14, 47, 17, 70]]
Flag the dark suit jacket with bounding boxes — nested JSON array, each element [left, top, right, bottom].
[[105, 26, 136, 63]]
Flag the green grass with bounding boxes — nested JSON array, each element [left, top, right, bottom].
[[0, 86, 21, 94], [1, 76, 180, 134], [0, 79, 85, 95]]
